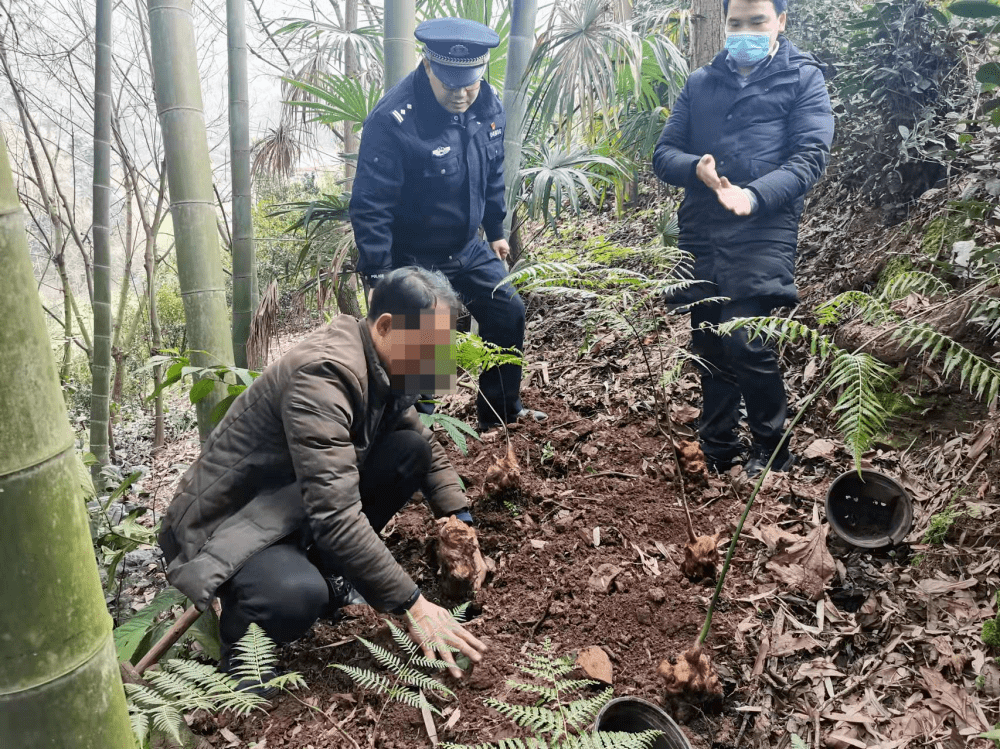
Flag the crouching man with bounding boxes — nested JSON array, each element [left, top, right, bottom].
[[159, 266, 487, 683]]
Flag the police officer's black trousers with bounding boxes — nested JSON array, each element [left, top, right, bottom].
[[690, 296, 788, 463], [412, 240, 526, 426], [216, 429, 432, 667]]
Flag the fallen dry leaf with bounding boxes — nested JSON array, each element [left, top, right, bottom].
[[657, 645, 723, 696], [575, 646, 613, 685], [436, 516, 488, 599], [770, 631, 823, 658], [587, 563, 622, 594], [803, 438, 838, 460], [765, 523, 836, 601], [919, 666, 987, 730], [670, 403, 700, 424]]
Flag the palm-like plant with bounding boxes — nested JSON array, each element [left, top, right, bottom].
[[524, 0, 645, 145], [517, 143, 623, 229]]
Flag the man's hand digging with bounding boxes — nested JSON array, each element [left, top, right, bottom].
[[405, 594, 487, 679]]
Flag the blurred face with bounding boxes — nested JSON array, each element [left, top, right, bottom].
[[423, 58, 482, 114], [370, 302, 458, 395], [725, 0, 785, 49]]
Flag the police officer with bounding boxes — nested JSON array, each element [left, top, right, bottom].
[[349, 17, 545, 431]]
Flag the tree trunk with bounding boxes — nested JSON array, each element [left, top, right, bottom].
[[0, 133, 136, 748], [691, 0, 725, 70], [148, 0, 237, 440], [343, 0, 359, 188], [228, 0, 256, 368], [383, 0, 415, 91], [502, 0, 539, 238], [90, 0, 113, 481], [53, 214, 73, 382], [144, 225, 166, 450]]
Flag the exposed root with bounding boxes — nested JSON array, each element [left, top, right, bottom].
[[483, 443, 521, 493], [657, 645, 723, 697], [436, 516, 488, 599], [681, 531, 722, 582]]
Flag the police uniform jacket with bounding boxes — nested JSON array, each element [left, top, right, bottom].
[[350, 64, 507, 278], [653, 37, 834, 305]]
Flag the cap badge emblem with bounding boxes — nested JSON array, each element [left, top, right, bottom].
[[449, 44, 469, 57], [432, 146, 451, 157]]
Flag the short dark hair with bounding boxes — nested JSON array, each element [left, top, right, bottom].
[[367, 266, 460, 322], [722, 0, 787, 17]]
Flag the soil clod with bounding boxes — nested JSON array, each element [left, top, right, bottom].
[[575, 645, 614, 685]]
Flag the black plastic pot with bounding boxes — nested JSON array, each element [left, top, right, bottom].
[[825, 469, 913, 549], [594, 697, 692, 749]]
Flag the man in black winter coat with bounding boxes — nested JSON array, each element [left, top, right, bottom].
[[653, 0, 834, 477]]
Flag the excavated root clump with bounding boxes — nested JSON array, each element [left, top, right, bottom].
[[681, 531, 721, 582], [657, 645, 723, 697], [483, 444, 521, 493], [436, 516, 488, 599], [676, 440, 708, 484]]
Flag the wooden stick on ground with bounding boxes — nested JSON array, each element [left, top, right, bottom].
[[134, 604, 203, 675]]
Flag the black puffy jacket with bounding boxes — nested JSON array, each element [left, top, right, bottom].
[[653, 37, 834, 305]]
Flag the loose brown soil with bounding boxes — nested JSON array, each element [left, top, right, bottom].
[[135, 189, 1000, 749]]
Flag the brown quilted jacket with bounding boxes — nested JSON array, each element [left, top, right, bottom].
[[158, 316, 467, 612]]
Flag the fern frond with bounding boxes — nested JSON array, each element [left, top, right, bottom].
[[386, 685, 443, 715], [714, 317, 838, 361], [879, 270, 950, 301], [892, 324, 1000, 402], [128, 707, 149, 746], [968, 297, 1000, 339], [388, 619, 421, 659], [150, 703, 185, 745], [501, 261, 604, 292], [485, 699, 564, 735], [828, 352, 896, 464], [570, 730, 663, 748], [508, 679, 599, 701], [396, 666, 456, 696], [331, 664, 394, 694], [356, 636, 406, 674], [816, 291, 897, 326], [563, 688, 615, 732], [114, 587, 188, 663], [231, 623, 278, 684]]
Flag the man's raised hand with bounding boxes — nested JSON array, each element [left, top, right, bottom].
[[405, 594, 487, 679], [696, 154, 722, 191], [715, 177, 753, 216]]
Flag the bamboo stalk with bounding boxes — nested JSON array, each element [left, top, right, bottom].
[[0, 131, 135, 746]]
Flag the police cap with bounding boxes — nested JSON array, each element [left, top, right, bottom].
[[415, 17, 500, 89]]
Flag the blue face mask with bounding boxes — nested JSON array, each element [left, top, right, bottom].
[[725, 33, 771, 67]]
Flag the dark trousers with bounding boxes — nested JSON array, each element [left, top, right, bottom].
[[217, 430, 432, 665], [398, 239, 525, 426], [690, 296, 788, 462]]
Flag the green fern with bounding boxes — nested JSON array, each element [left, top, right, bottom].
[[114, 587, 188, 663], [891, 323, 1000, 402], [125, 623, 304, 748], [442, 640, 661, 749], [827, 351, 898, 458], [330, 605, 466, 718], [879, 270, 950, 301], [816, 290, 897, 326], [714, 317, 891, 466]]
